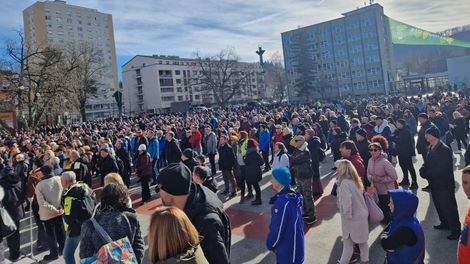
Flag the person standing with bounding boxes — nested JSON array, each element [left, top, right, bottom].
[[266, 167, 304, 264], [36, 165, 65, 261], [458, 166, 470, 263], [340, 141, 365, 183], [115, 140, 131, 188], [305, 129, 323, 196], [381, 190, 425, 264], [243, 139, 264, 205], [147, 130, 160, 185], [203, 127, 218, 176], [335, 159, 369, 264], [99, 147, 119, 187], [134, 144, 152, 204], [390, 119, 418, 189], [272, 143, 289, 170], [420, 126, 461, 240], [259, 124, 271, 172], [165, 131, 182, 164], [451, 111, 468, 154], [355, 129, 371, 173], [367, 142, 398, 224], [61, 171, 95, 264], [189, 126, 203, 155], [416, 113, 434, 191], [218, 135, 237, 197], [428, 109, 449, 142], [289, 136, 317, 225]]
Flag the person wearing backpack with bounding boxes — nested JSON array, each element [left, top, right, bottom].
[[80, 183, 145, 263], [272, 142, 289, 170], [61, 171, 96, 264]]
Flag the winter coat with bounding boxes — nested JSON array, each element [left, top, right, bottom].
[[420, 141, 455, 191], [331, 132, 348, 160], [136, 151, 152, 177], [289, 143, 313, 180], [36, 174, 63, 221], [183, 183, 231, 264], [338, 179, 369, 243], [430, 114, 449, 135], [384, 190, 425, 264], [307, 136, 321, 165], [64, 161, 90, 185], [155, 245, 208, 264], [259, 130, 270, 151], [452, 117, 467, 139], [147, 136, 160, 160], [218, 144, 236, 171], [100, 154, 119, 179], [189, 131, 202, 149], [356, 139, 371, 170], [62, 183, 95, 238], [404, 115, 417, 136], [203, 132, 217, 155], [389, 127, 415, 157], [416, 120, 434, 155], [272, 151, 289, 170], [165, 139, 182, 164], [26, 169, 42, 205], [367, 153, 398, 195], [183, 159, 200, 174], [0, 173, 24, 221], [346, 154, 365, 183], [133, 136, 149, 157], [243, 148, 264, 184], [337, 115, 350, 133], [80, 210, 145, 263], [372, 120, 391, 140], [271, 132, 283, 145], [266, 186, 304, 264], [282, 134, 294, 155], [116, 147, 131, 171]]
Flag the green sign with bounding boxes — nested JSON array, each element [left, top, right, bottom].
[[389, 18, 470, 48]]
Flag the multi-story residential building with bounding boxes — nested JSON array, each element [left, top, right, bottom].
[[282, 3, 396, 100], [23, 0, 119, 120], [0, 71, 18, 130], [122, 55, 265, 114]]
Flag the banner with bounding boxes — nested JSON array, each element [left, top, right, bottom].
[[389, 18, 470, 48]]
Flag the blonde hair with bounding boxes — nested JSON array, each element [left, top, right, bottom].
[[104, 173, 125, 186], [148, 206, 200, 262], [453, 111, 463, 119], [334, 159, 364, 191], [45, 150, 54, 158]]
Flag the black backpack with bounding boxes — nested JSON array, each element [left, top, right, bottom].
[[116, 156, 125, 178]]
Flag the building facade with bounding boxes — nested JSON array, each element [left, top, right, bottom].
[[122, 55, 265, 114], [23, 0, 119, 120], [281, 4, 396, 101]]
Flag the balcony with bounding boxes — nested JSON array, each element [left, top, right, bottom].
[[159, 74, 173, 78], [132, 73, 142, 78], [159, 79, 174, 87], [133, 82, 144, 87]]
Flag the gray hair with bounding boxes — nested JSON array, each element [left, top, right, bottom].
[[50, 157, 60, 167], [61, 171, 76, 183]]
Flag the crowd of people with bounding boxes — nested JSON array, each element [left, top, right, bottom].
[[0, 87, 468, 263]]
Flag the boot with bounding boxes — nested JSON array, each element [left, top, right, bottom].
[[239, 196, 245, 204], [251, 198, 262, 205]]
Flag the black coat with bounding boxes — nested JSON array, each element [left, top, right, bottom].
[[281, 134, 294, 155], [390, 127, 415, 157], [243, 148, 264, 184], [331, 132, 347, 161], [356, 138, 371, 169], [451, 117, 466, 139], [184, 183, 231, 264], [100, 155, 119, 179], [0, 173, 24, 221], [307, 137, 320, 166], [116, 147, 131, 171], [289, 147, 313, 180], [165, 139, 182, 164], [416, 120, 433, 155], [64, 161, 90, 186], [218, 144, 236, 171], [183, 158, 200, 173], [337, 116, 349, 133], [133, 136, 149, 157], [420, 141, 455, 191]]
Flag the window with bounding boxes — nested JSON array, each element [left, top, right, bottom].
[[319, 28, 331, 36], [56, 11, 61, 15], [334, 48, 347, 57], [350, 57, 364, 66], [310, 53, 319, 61], [97, 42, 102, 46], [67, 26, 73, 30], [105, 25, 109, 29], [76, 13, 81, 18], [362, 30, 377, 39], [57, 24, 63, 29], [351, 69, 365, 78], [46, 23, 52, 28], [58, 31, 64, 36], [104, 30, 109, 34], [365, 55, 380, 64], [77, 20, 82, 25], [66, 12, 72, 17], [58, 39, 64, 43], [336, 60, 348, 68], [364, 42, 378, 51], [88, 35, 93, 39], [347, 33, 361, 42], [68, 32, 74, 37], [175, 70, 181, 75], [309, 43, 318, 51], [283, 37, 294, 44], [106, 43, 110, 47], [349, 45, 362, 54], [320, 40, 331, 48], [353, 81, 367, 89], [361, 17, 376, 27], [104, 17, 108, 22], [332, 25, 344, 34], [96, 30, 101, 34], [334, 37, 345, 45], [86, 28, 91, 33], [286, 48, 300, 55], [46, 15, 51, 20], [78, 33, 83, 38], [337, 72, 349, 80], [47, 30, 53, 35], [322, 62, 335, 70], [307, 31, 316, 40], [368, 80, 383, 88], [322, 51, 333, 59], [56, 17, 62, 22], [86, 15, 91, 19], [66, 18, 72, 23], [340, 84, 351, 91], [48, 38, 54, 42], [77, 27, 83, 31], [45, 8, 50, 13], [346, 21, 359, 30], [324, 73, 335, 81], [286, 58, 298, 65], [367, 67, 381, 76], [97, 36, 101, 40], [96, 23, 100, 27], [86, 22, 91, 26], [195, 95, 200, 100]]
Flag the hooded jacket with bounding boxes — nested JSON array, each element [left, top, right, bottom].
[[430, 113, 449, 135], [0, 172, 24, 221], [147, 136, 160, 160], [189, 130, 202, 149], [259, 130, 271, 151], [289, 143, 313, 180], [381, 190, 425, 264], [367, 153, 398, 195], [266, 186, 304, 264], [372, 120, 391, 139], [243, 147, 264, 184], [62, 182, 95, 237], [389, 126, 415, 157], [183, 183, 231, 264]]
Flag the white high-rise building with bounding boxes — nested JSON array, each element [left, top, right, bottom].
[[23, 0, 119, 120]]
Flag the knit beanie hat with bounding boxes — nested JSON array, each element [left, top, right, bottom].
[[418, 113, 429, 120], [425, 126, 440, 139], [40, 165, 53, 176], [397, 119, 406, 127], [272, 167, 291, 187], [355, 128, 367, 138], [157, 162, 191, 196], [334, 127, 342, 134], [182, 148, 194, 159]]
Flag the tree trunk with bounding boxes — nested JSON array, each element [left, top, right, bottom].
[[80, 105, 87, 122], [0, 119, 16, 135]]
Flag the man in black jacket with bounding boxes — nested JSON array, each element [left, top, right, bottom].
[[420, 126, 461, 240], [390, 119, 418, 189], [218, 135, 236, 197], [164, 131, 182, 164], [99, 147, 119, 186], [64, 150, 90, 186], [355, 129, 371, 172], [158, 163, 231, 264], [416, 113, 434, 191], [133, 129, 149, 161]]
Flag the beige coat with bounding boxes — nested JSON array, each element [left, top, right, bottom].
[[338, 179, 369, 243], [36, 175, 63, 221]]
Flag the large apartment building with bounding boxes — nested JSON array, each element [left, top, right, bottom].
[[282, 4, 396, 100], [23, 0, 119, 120], [122, 55, 265, 114]]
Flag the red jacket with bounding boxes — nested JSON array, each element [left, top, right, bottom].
[[189, 131, 202, 149], [271, 132, 283, 145], [241, 122, 251, 133], [458, 204, 470, 264], [347, 154, 365, 183]]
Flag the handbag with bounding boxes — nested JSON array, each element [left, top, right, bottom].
[[363, 190, 384, 224], [366, 182, 379, 204], [0, 203, 17, 239], [331, 180, 338, 196]]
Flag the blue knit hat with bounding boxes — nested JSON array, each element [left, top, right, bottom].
[[425, 126, 440, 139], [0, 166, 14, 178], [355, 128, 367, 138], [330, 120, 337, 126], [272, 167, 291, 186]]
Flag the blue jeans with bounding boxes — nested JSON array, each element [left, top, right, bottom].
[[194, 148, 201, 155], [63, 235, 80, 264]]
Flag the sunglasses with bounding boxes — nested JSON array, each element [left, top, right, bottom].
[[369, 148, 380, 152], [295, 140, 303, 142]]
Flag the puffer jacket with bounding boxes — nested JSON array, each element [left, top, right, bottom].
[[367, 153, 398, 195], [289, 143, 313, 180]]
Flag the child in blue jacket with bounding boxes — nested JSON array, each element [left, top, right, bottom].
[[267, 167, 304, 264]]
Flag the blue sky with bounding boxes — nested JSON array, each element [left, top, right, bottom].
[[1, 0, 469, 81]]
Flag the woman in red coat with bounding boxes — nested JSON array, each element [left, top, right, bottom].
[[133, 144, 152, 204]]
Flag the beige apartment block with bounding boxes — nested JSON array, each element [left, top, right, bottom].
[[23, 0, 119, 120]]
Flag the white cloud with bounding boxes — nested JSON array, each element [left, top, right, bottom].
[[1, 0, 469, 65]]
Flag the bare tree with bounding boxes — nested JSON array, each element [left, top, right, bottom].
[[192, 47, 254, 108], [264, 51, 287, 102]]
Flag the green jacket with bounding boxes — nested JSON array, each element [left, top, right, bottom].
[[155, 245, 208, 264]]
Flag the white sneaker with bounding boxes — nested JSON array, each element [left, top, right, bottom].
[[454, 150, 462, 154]]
